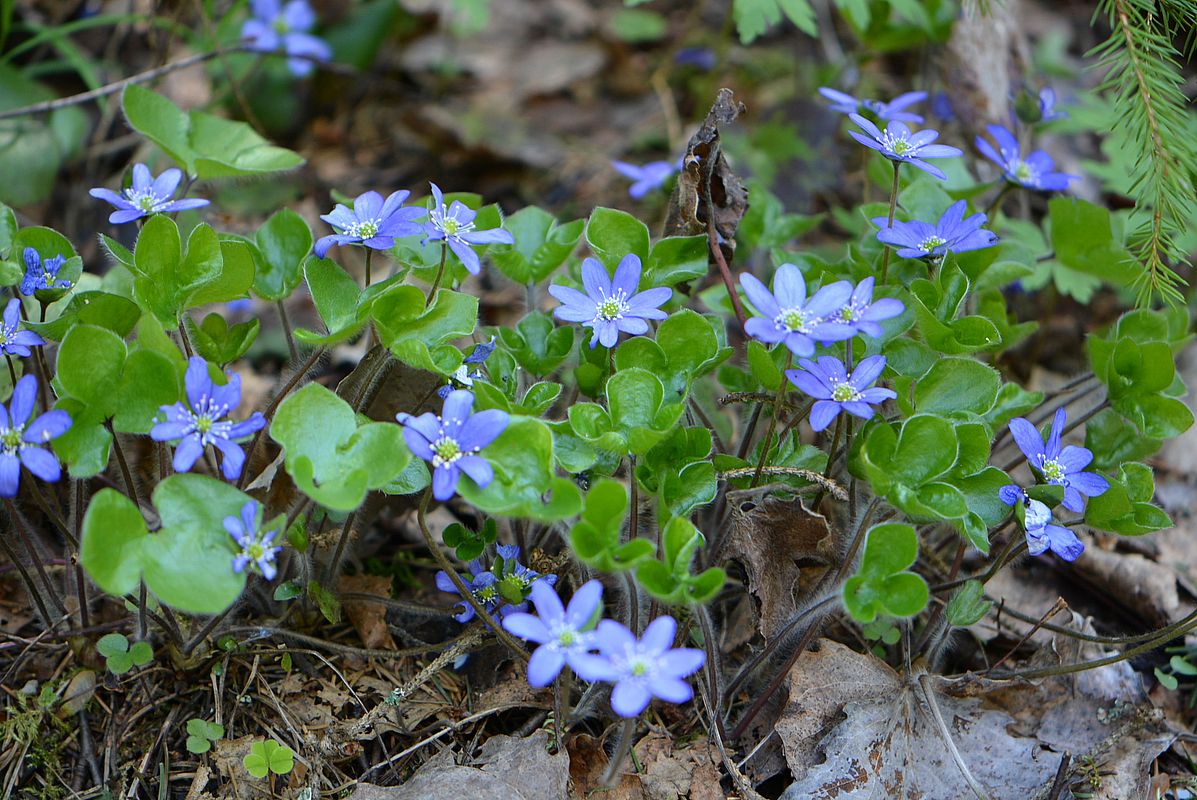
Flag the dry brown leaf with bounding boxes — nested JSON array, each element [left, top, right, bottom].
[[340, 573, 397, 650], [724, 495, 834, 639], [567, 732, 646, 800], [776, 639, 1169, 799]]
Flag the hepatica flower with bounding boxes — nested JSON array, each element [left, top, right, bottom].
[[397, 389, 508, 501], [0, 375, 71, 497], [826, 277, 904, 338], [549, 255, 670, 349], [786, 355, 895, 432], [20, 249, 71, 296], [595, 616, 705, 717], [1002, 491, 1083, 562], [1006, 407, 1108, 513], [976, 124, 1077, 191], [611, 160, 676, 199], [740, 263, 854, 357], [438, 337, 497, 398], [225, 500, 282, 580], [872, 200, 998, 261], [1038, 87, 1067, 123], [241, 0, 331, 77], [436, 545, 553, 623], [819, 87, 927, 123], [89, 164, 209, 225], [503, 579, 615, 687], [848, 114, 962, 179], [314, 190, 426, 259], [423, 183, 514, 275], [0, 299, 44, 357], [150, 357, 267, 480]]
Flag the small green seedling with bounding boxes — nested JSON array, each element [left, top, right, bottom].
[[185, 719, 225, 754], [96, 633, 153, 675], [244, 739, 294, 779]]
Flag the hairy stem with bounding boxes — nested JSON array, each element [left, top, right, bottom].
[[878, 161, 901, 283], [750, 352, 793, 487]]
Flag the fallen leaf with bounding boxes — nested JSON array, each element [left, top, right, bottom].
[[340, 573, 397, 650], [724, 495, 834, 639], [568, 732, 645, 800], [776, 639, 1169, 799], [347, 730, 569, 800]]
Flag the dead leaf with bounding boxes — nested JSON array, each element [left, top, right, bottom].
[[634, 732, 724, 800], [724, 495, 834, 639], [340, 574, 397, 650], [663, 88, 749, 269], [567, 732, 645, 800], [776, 639, 1168, 799], [347, 730, 569, 800], [1071, 537, 1182, 628]]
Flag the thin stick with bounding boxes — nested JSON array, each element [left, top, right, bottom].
[[602, 716, 638, 786], [321, 509, 357, 585], [918, 672, 991, 799], [4, 498, 66, 615]]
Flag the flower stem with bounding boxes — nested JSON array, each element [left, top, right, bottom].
[[4, 354, 15, 388], [277, 300, 298, 362], [750, 351, 793, 488], [364, 249, 374, 288], [602, 716, 638, 787], [415, 489, 529, 662], [237, 346, 326, 490], [322, 509, 357, 586], [105, 421, 141, 510], [984, 181, 1012, 218], [878, 161, 901, 284], [426, 244, 448, 308], [4, 498, 66, 616], [176, 321, 194, 359]]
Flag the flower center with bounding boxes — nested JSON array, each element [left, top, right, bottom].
[[558, 629, 576, 647], [435, 208, 475, 239], [272, 16, 289, 34], [247, 542, 266, 561], [629, 658, 649, 677], [831, 381, 861, 403], [882, 132, 913, 156], [126, 189, 160, 213], [350, 219, 379, 239], [1012, 160, 1037, 186], [474, 584, 498, 606], [919, 235, 947, 252], [195, 415, 214, 434], [596, 290, 629, 321], [431, 436, 462, 467], [775, 306, 810, 333], [1041, 458, 1065, 482], [0, 425, 23, 454], [837, 304, 858, 322]]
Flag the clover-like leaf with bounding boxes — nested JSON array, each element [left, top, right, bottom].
[[842, 523, 929, 623], [569, 478, 651, 572], [270, 382, 409, 512], [243, 739, 294, 779], [372, 285, 477, 376], [81, 475, 253, 614], [457, 416, 582, 520], [635, 516, 726, 604]]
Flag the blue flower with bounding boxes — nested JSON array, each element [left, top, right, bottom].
[[740, 263, 855, 357], [674, 47, 716, 71], [824, 277, 905, 338], [975, 125, 1077, 191], [593, 616, 705, 717], [437, 337, 497, 399], [397, 389, 508, 501], [503, 579, 615, 687], [1038, 87, 1067, 123], [1006, 407, 1108, 513], [548, 255, 670, 349], [150, 356, 267, 480], [848, 114, 962, 180], [786, 355, 895, 432], [89, 164, 209, 225], [423, 183, 515, 275], [435, 545, 554, 623], [0, 299, 44, 357], [241, 0, 331, 77], [225, 500, 282, 580], [20, 248, 71, 296], [611, 160, 676, 199], [819, 87, 927, 123], [314, 190, 427, 259], [0, 375, 71, 498], [872, 200, 998, 260], [1002, 492, 1083, 562]]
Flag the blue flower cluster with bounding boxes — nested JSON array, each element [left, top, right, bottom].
[[502, 578, 705, 718]]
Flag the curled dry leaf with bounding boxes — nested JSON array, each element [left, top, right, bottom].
[[339, 573, 397, 650], [724, 494, 835, 639]]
